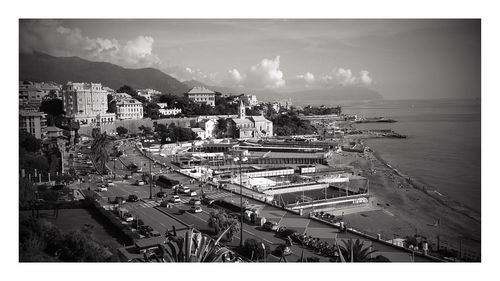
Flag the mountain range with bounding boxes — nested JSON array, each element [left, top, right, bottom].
[[20, 52, 189, 95], [19, 52, 384, 103]]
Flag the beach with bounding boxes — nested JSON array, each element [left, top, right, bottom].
[[328, 150, 481, 258]]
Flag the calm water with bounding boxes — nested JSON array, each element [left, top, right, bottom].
[[340, 99, 481, 213]]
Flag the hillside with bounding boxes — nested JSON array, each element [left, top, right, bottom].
[[183, 79, 237, 94], [19, 52, 189, 95]]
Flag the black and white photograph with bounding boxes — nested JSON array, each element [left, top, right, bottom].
[[5, 0, 499, 279]]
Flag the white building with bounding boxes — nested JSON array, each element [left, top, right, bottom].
[[198, 119, 216, 139], [19, 110, 47, 139], [186, 87, 216, 107], [62, 82, 115, 125], [157, 103, 182, 116], [137, 88, 161, 101], [116, 98, 144, 120]]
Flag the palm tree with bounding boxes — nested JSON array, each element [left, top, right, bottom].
[[138, 227, 242, 262], [338, 239, 388, 262], [90, 130, 110, 174]]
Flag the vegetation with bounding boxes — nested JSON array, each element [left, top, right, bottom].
[[137, 227, 240, 262], [19, 215, 113, 262], [153, 122, 197, 143], [338, 239, 390, 262], [106, 94, 116, 113], [19, 131, 49, 175], [300, 105, 342, 116], [40, 98, 65, 117], [208, 209, 240, 242], [116, 126, 128, 136], [271, 112, 316, 136], [90, 130, 111, 174], [242, 238, 271, 261]]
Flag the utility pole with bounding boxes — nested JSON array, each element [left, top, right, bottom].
[[149, 150, 152, 200]]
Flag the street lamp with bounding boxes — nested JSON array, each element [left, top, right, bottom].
[[233, 152, 248, 248]]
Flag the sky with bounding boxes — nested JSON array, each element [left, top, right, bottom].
[[19, 19, 481, 100]]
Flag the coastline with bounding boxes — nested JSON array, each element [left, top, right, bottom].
[[329, 145, 481, 257], [369, 147, 481, 223]]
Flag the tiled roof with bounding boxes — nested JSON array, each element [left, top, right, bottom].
[[187, 87, 215, 94]]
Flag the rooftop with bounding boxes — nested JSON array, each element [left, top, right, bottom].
[[187, 86, 215, 94]]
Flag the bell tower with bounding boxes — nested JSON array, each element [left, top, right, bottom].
[[239, 99, 246, 119]]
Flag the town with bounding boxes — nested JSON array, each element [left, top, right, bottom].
[[19, 80, 467, 263]]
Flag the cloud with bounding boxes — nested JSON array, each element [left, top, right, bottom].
[[296, 72, 316, 84], [319, 68, 373, 87], [225, 56, 286, 89], [359, 70, 373, 85], [20, 19, 160, 69]]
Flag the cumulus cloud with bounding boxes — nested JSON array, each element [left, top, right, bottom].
[[225, 56, 286, 89], [20, 19, 160, 69], [319, 68, 373, 87], [296, 72, 316, 84]]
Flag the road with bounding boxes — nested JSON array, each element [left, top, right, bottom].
[[70, 137, 431, 262]]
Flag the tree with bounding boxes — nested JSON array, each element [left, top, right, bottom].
[[19, 131, 42, 152], [58, 226, 113, 262], [208, 209, 240, 241], [338, 239, 388, 262], [117, 85, 137, 96], [107, 94, 117, 113], [214, 118, 228, 138], [243, 238, 271, 261], [40, 98, 65, 116], [116, 126, 128, 136], [138, 125, 153, 136], [91, 131, 110, 174], [138, 227, 240, 263]]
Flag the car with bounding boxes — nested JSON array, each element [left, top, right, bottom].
[[149, 230, 161, 237], [114, 197, 126, 204], [135, 180, 145, 186], [156, 192, 166, 198], [189, 191, 197, 197], [263, 221, 279, 231], [201, 197, 215, 205], [190, 206, 202, 213], [127, 194, 139, 202], [274, 244, 292, 256], [123, 213, 134, 222], [98, 186, 108, 192], [138, 225, 154, 236], [169, 195, 181, 203], [189, 198, 201, 205], [124, 175, 132, 179], [106, 179, 114, 184], [160, 200, 173, 208]]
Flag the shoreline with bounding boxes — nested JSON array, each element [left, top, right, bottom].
[[329, 142, 481, 256], [368, 148, 481, 223]]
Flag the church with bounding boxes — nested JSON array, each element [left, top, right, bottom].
[[228, 100, 273, 139]]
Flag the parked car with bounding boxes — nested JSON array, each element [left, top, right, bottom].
[[156, 192, 166, 198], [189, 191, 197, 197], [139, 225, 154, 236], [263, 221, 279, 231], [124, 174, 132, 179], [149, 230, 161, 237], [123, 213, 134, 222], [169, 195, 181, 203], [201, 197, 215, 205], [190, 206, 202, 213], [135, 180, 145, 186], [127, 194, 139, 202], [98, 185, 108, 192], [114, 197, 126, 204], [189, 198, 201, 205]]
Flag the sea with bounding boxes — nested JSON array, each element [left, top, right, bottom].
[[338, 99, 481, 214]]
